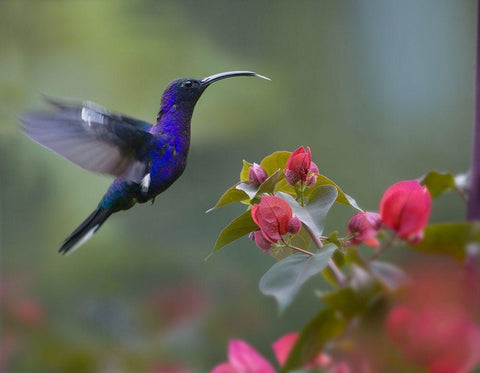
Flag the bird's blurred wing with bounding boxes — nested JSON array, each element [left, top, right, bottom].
[[20, 98, 155, 183], [44, 97, 154, 132]]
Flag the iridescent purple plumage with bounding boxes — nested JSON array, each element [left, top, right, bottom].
[[21, 71, 269, 254]]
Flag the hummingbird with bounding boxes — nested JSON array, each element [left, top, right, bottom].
[[21, 71, 269, 255]]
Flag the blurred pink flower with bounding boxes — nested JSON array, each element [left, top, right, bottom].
[[386, 263, 480, 373], [346, 212, 382, 247], [151, 282, 208, 326], [211, 339, 275, 373], [330, 362, 352, 373], [272, 332, 331, 368], [379, 180, 431, 240], [9, 298, 45, 325]]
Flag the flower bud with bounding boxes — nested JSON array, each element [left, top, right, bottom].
[[248, 163, 268, 185], [287, 216, 302, 235], [285, 146, 319, 186], [305, 173, 317, 188], [284, 169, 299, 186], [347, 212, 382, 247], [380, 180, 431, 239]]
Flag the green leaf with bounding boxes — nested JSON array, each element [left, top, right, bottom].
[[281, 308, 345, 372], [260, 151, 290, 175], [419, 170, 456, 198], [321, 287, 364, 319], [269, 245, 296, 261], [277, 186, 338, 238], [207, 210, 258, 259], [236, 170, 282, 202], [254, 170, 281, 200], [259, 244, 336, 312], [235, 182, 258, 200], [207, 184, 248, 212], [274, 174, 297, 195], [240, 160, 252, 182], [369, 261, 408, 292], [326, 230, 342, 248], [411, 222, 480, 260], [209, 170, 281, 212], [275, 173, 362, 211], [290, 226, 312, 252], [320, 265, 382, 320], [308, 175, 362, 211], [270, 227, 313, 261]]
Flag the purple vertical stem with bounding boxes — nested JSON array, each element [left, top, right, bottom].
[[468, 0, 480, 220]]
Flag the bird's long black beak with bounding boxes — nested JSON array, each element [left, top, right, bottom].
[[201, 71, 270, 86]]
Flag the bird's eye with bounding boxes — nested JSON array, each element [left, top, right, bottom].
[[183, 80, 193, 88]]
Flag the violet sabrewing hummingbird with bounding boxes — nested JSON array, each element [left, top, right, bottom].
[[21, 71, 269, 254]]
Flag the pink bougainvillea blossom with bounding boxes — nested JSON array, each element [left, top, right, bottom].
[[211, 339, 275, 373], [250, 196, 301, 251], [272, 332, 331, 369], [285, 146, 319, 186], [380, 180, 431, 240], [386, 264, 480, 373]]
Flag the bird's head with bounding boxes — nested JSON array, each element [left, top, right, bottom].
[[160, 71, 270, 110]]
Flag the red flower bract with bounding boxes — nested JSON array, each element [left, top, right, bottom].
[[285, 146, 319, 186], [272, 332, 331, 368], [251, 196, 294, 243], [211, 339, 275, 373], [249, 230, 272, 252], [347, 212, 382, 247], [379, 180, 431, 239]]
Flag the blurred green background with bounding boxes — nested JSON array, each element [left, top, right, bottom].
[[0, 1, 476, 371]]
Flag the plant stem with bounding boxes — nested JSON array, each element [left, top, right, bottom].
[[367, 233, 396, 262], [286, 243, 314, 256], [304, 225, 346, 286], [468, 0, 480, 220], [300, 181, 305, 207]]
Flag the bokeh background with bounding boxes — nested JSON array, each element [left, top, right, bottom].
[[0, 1, 476, 371]]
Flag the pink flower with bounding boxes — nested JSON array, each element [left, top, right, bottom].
[[330, 362, 352, 373], [387, 306, 480, 373], [249, 231, 272, 252], [347, 212, 382, 247], [285, 146, 319, 186], [211, 340, 275, 373], [379, 180, 431, 240], [272, 332, 331, 368], [248, 163, 268, 185], [251, 196, 301, 247], [9, 299, 45, 325], [385, 264, 480, 373]]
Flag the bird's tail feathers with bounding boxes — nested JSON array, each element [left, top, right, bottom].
[[59, 207, 112, 255]]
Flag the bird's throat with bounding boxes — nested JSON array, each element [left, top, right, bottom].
[[152, 103, 193, 141]]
